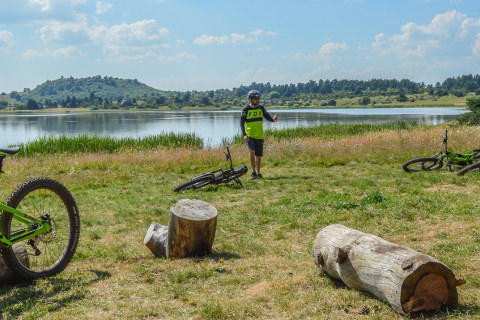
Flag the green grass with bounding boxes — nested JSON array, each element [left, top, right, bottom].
[[1, 124, 480, 319], [11, 133, 204, 156]]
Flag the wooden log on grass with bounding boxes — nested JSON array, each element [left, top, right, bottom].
[[144, 222, 168, 258], [144, 199, 217, 259], [312, 224, 464, 314], [0, 244, 29, 281]]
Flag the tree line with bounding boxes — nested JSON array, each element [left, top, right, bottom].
[[2, 74, 480, 110]]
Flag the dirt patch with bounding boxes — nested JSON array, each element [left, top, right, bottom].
[[424, 184, 476, 194], [245, 281, 272, 296]]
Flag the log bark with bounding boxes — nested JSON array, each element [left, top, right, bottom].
[[0, 244, 30, 281], [144, 199, 217, 259], [312, 224, 463, 314]]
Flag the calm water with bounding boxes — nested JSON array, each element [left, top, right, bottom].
[[0, 107, 468, 147]]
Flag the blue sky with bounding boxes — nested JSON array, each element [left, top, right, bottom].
[[1, 0, 480, 93]]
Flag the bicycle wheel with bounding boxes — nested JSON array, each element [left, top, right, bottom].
[[402, 157, 443, 172], [457, 161, 480, 176], [174, 174, 215, 192], [0, 178, 80, 280]]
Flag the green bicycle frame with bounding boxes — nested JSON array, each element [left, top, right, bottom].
[[447, 152, 476, 165], [0, 203, 52, 248]]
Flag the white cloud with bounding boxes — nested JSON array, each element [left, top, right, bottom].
[[258, 46, 272, 51], [96, 1, 112, 15], [39, 18, 170, 58], [474, 33, 480, 56], [23, 45, 86, 58], [305, 63, 335, 78], [372, 10, 480, 58], [0, 30, 15, 50], [193, 29, 277, 45], [193, 34, 229, 45], [294, 41, 348, 62], [29, 0, 52, 11], [40, 17, 91, 44], [106, 51, 195, 63], [318, 42, 348, 55], [101, 20, 168, 46]]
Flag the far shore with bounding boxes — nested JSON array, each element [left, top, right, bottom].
[[0, 102, 467, 114]]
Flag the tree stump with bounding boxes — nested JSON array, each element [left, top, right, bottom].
[[0, 244, 30, 281], [144, 199, 217, 259], [312, 224, 463, 314]]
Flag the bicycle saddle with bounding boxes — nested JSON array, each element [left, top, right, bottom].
[[0, 147, 20, 155]]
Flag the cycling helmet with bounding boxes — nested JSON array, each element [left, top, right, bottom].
[[247, 90, 261, 100]]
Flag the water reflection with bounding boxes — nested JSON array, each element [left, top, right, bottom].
[[0, 108, 467, 147]]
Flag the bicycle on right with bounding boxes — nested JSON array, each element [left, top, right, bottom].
[[402, 129, 480, 175]]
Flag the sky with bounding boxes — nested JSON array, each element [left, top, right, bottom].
[[1, 0, 480, 93]]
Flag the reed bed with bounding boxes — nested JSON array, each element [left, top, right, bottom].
[[223, 121, 422, 145], [12, 132, 204, 156]]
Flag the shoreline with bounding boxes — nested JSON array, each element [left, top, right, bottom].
[[0, 103, 466, 114]]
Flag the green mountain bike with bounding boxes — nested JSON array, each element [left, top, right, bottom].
[[402, 129, 480, 173], [174, 147, 247, 192], [0, 147, 80, 280]]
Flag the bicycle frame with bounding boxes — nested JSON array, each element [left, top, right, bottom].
[[432, 130, 479, 171], [0, 203, 52, 248], [0, 151, 52, 248], [210, 147, 246, 187]]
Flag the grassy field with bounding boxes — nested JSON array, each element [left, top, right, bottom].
[[1, 124, 480, 319]]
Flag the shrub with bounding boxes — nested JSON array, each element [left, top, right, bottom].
[[457, 95, 480, 125]]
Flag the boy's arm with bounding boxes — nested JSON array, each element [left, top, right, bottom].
[[261, 106, 275, 122], [240, 109, 247, 136]]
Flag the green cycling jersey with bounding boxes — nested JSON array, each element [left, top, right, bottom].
[[240, 105, 275, 139]]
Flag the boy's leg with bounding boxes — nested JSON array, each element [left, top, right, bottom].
[[246, 138, 256, 175], [249, 150, 256, 173], [254, 139, 264, 178], [255, 156, 261, 175]]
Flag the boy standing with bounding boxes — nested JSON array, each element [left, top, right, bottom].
[[240, 90, 278, 179]]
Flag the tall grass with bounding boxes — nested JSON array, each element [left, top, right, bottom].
[[12, 133, 203, 156], [223, 120, 422, 145]]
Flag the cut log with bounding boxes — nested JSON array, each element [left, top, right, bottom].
[[0, 243, 30, 281], [312, 224, 463, 314], [144, 199, 217, 259], [143, 222, 168, 258]]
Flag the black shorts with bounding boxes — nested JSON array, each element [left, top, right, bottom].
[[246, 138, 264, 156]]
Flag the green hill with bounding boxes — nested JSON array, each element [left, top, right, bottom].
[[25, 75, 164, 103]]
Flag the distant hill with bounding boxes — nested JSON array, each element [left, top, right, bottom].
[[25, 75, 164, 103]]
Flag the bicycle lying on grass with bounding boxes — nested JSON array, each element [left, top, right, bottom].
[[402, 129, 480, 174], [174, 147, 248, 192], [0, 147, 80, 280]]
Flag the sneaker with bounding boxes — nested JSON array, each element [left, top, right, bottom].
[[256, 173, 262, 179], [251, 172, 257, 179]]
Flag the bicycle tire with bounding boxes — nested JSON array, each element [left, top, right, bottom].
[[174, 174, 214, 192], [402, 157, 443, 172], [457, 161, 480, 176], [0, 177, 80, 280]]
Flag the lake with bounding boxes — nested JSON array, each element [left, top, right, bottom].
[[0, 107, 468, 148]]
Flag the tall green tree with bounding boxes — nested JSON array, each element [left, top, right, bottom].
[[26, 98, 40, 110]]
